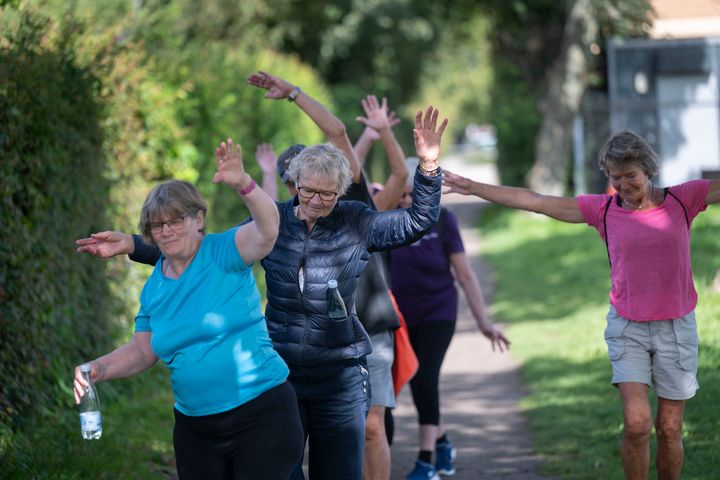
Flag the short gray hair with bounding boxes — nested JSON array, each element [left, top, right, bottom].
[[405, 157, 419, 188], [139, 180, 208, 245], [287, 143, 353, 196], [598, 129, 659, 179]]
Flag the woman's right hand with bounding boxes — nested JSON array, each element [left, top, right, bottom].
[[73, 362, 101, 404], [247, 71, 295, 100], [76, 231, 134, 258]]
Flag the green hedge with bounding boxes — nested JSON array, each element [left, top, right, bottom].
[[0, 6, 123, 449]]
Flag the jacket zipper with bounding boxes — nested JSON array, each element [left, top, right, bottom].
[[299, 229, 311, 364]]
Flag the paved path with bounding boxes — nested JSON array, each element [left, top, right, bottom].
[[389, 159, 554, 479]]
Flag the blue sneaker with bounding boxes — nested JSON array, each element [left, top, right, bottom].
[[406, 460, 441, 480], [435, 439, 457, 475]]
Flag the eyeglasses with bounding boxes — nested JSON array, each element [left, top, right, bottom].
[[297, 186, 338, 201], [149, 216, 186, 234]]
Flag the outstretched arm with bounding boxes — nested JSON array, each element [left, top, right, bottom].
[[256, 143, 279, 201], [73, 332, 158, 404], [450, 252, 510, 352], [356, 95, 408, 211], [353, 127, 380, 167], [76, 231, 134, 258], [443, 170, 584, 223], [214, 138, 279, 263], [247, 71, 361, 182]]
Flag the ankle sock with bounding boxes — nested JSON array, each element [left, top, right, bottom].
[[436, 434, 449, 445], [418, 450, 432, 464]]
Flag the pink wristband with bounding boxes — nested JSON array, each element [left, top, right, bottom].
[[238, 179, 256, 195]]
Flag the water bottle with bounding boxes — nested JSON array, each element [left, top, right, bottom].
[[327, 279, 347, 321], [78, 364, 102, 440]]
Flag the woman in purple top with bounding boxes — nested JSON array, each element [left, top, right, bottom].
[[391, 167, 510, 480], [443, 129, 720, 480]]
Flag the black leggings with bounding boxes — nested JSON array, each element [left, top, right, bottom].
[[408, 321, 456, 425], [173, 381, 303, 480]]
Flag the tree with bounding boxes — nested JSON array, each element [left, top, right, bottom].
[[522, 0, 653, 193], [527, 0, 598, 195]]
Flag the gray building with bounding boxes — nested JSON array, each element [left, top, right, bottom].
[[607, 37, 720, 185]]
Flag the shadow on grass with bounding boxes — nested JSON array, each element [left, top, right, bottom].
[[482, 229, 611, 325]]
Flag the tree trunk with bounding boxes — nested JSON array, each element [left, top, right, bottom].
[[527, 0, 598, 195]]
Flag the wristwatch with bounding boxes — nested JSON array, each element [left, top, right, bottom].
[[287, 86, 302, 102]]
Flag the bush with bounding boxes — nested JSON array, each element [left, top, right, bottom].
[[0, 6, 122, 457]]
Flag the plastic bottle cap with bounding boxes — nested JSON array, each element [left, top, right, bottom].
[[327, 279, 338, 288], [80, 364, 91, 373]]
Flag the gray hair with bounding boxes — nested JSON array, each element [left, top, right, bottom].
[[139, 180, 208, 245], [287, 143, 353, 196], [598, 129, 659, 179], [405, 157, 419, 188]]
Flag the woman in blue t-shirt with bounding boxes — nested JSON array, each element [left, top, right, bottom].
[[391, 172, 510, 480], [73, 140, 303, 480]]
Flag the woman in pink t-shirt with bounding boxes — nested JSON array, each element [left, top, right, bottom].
[[443, 130, 720, 480]]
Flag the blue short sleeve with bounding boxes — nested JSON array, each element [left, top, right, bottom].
[[134, 303, 151, 332], [208, 227, 251, 271]]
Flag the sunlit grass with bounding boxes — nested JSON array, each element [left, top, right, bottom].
[[479, 205, 720, 480]]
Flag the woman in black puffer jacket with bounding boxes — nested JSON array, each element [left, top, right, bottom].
[[262, 106, 445, 480]]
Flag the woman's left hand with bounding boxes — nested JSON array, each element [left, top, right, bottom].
[[214, 138, 251, 191], [414, 106, 448, 171]]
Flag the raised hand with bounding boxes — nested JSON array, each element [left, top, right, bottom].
[[213, 138, 249, 190], [247, 71, 294, 100], [356, 95, 390, 132], [76, 231, 134, 258], [441, 169, 475, 196], [413, 106, 448, 170], [387, 110, 401, 129], [256, 143, 277, 175]]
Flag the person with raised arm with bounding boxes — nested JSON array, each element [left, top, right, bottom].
[[247, 73, 412, 480], [392, 159, 510, 480], [77, 100, 447, 480], [74, 140, 303, 480], [443, 129, 720, 480]]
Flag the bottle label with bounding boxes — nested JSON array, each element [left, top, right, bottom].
[[80, 411, 102, 431]]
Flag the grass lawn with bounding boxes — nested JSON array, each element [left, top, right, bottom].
[[479, 204, 720, 480], [0, 364, 176, 479]]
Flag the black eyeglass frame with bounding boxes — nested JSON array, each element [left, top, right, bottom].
[[297, 186, 339, 201]]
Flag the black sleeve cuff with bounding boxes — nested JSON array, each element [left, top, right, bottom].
[[128, 235, 161, 266]]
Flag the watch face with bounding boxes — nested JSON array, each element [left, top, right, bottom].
[[288, 87, 301, 101]]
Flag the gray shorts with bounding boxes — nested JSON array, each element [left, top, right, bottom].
[[604, 305, 699, 400], [366, 330, 395, 408]]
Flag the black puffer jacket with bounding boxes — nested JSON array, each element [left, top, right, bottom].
[[263, 168, 441, 366]]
